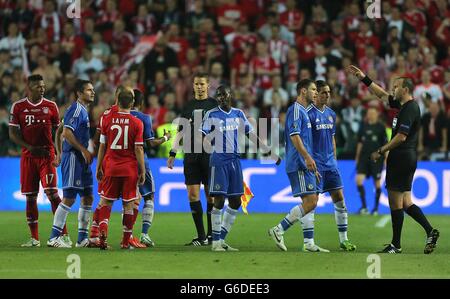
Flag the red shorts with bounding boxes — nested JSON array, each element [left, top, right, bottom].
[[20, 156, 58, 194], [98, 176, 139, 202]]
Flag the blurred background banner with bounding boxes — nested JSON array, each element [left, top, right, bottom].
[[0, 158, 449, 214]]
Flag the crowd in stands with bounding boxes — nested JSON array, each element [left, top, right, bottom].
[[0, 0, 449, 160]]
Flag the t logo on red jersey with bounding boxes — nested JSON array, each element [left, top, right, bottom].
[[25, 115, 35, 126]]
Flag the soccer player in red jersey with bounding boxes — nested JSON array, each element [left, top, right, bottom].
[[89, 85, 130, 241], [8, 74, 69, 247], [95, 89, 146, 249]]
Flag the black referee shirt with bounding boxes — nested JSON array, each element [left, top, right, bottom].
[[179, 97, 218, 155], [389, 96, 421, 151]]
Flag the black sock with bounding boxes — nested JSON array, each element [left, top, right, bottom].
[[405, 204, 433, 235], [189, 201, 205, 240], [357, 185, 366, 208], [374, 188, 381, 210], [206, 202, 213, 237], [391, 209, 404, 248]]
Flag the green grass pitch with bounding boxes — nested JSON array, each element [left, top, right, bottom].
[[0, 211, 448, 278]]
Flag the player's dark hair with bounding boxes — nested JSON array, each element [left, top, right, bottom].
[[296, 79, 314, 95], [27, 74, 43, 85], [193, 72, 209, 81], [398, 77, 415, 94], [75, 79, 91, 96], [315, 80, 328, 92], [133, 89, 144, 108], [118, 90, 134, 108]]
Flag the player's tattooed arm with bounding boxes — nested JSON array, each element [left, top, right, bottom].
[[62, 127, 92, 164], [148, 129, 171, 147], [8, 126, 49, 157], [135, 145, 146, 185], [346, 65, 389, 102], [53, 123, 64, 166], [96, 142, 106, 182]]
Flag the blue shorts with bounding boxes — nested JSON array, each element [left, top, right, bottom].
[[209, 159, 244, 197], [317, 168, 343, 194], [287, 169, 317, 197], [61, 151, 93, 199], [139, 169, 155, 197]]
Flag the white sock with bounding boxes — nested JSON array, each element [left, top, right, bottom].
[[78, 205, 91, 232], [277, 204, 305, 232], [142, 200, 154, 233], [211, 207, 222, 242], [221, 206, 238, 241], [301, 210, 315, 245], [334, 200, 348, 243], [53, 203, 70, 230]]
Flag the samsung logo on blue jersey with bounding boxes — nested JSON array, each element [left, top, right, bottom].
[[316, 124, 334, 130], [219, 124, 239, 132]]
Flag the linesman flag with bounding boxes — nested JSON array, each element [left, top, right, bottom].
[[240, 181, 254, 214]]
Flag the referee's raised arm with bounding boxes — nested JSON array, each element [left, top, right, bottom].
[[346, 65, 389, 102]]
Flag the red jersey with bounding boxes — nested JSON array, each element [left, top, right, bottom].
[[97, 104, 119, 132], [9, 97, 60, 157], [100, 110, 143, 177]]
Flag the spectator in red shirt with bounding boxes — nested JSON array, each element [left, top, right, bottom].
[[167, 23, 190, 65], [279, 0, 304, 35], [217, 0, 244, 36], [354, 21, 380, 61], [96, 0, 121, 44], [403, 0, 427, 34], [268, 24, 289, 67], [185, 47, 202, 74], [230, 21, 257, 55], [111, 19, 134, 60], [296, 24, 322, 64], [145, 93, 167, 130], [249, 41, 279, 91], [34, 0, 62, 43], [132, 4, 158, 37], [60, 22, 85, 64], [231, 43, 253, 88], [359, 44, 388, 86], [259, 11, 295, 45], [283, 46, 300, 97], [343, 2, 362, 41]]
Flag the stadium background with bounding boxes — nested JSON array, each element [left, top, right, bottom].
[[0, 0, 449, 214]]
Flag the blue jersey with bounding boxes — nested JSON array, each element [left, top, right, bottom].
[[131, 110, 154, 170], [201, 107, 253, 166], [62, 101, 90, 153], [285, 102, 313, 173], [307, 104, 337, 171]]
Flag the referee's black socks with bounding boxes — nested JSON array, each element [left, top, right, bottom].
[[391, 209, 404, 248], [190, 201, 206, 240], [405, 204, 433, 235], [357, 185, 366, 208]]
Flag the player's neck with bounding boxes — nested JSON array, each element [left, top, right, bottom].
[[400, 95, 413, 105], [28, 96, 42, 104], [118, 107, 131, 113], [315, 104, 326, 111], [194, 95, 208, 100], [296, 97, 308, 108], [77, 99, 89, 108]]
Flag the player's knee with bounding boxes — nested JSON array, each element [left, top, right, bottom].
[[228, 197, 241, 210], [213, 197, 225, 209], [45, 190, 60, 202], [144, 194, 154, 202], [81, 195, 94, 206]]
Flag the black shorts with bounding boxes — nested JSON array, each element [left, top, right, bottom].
[[183, 153, 210, 186], [357, 156, 383, 180], [385, 149, 417, 192]]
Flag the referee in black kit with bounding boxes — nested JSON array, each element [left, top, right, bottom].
[[355, 106, 387, 216], [348, 65, 439, 254], [167, 73, 217, 246]]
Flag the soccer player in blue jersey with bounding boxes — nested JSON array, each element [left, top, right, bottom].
[[48, 80, 95, 248], [201, 85, 280, 251], [130, 89, 171, 247], [269, 79, 321, 251], [300, 80, 356, 252]]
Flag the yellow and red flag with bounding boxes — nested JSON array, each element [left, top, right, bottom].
[[240, 181, 254, 215]]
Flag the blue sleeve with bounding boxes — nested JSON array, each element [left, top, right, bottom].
[[200, 111, 213, 135], [240, 111, 254, 134], [143, 115, 154, 140], [332, 111, 336, 136], [288, 110, 301, 136], [63, 106, 80, 132]]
